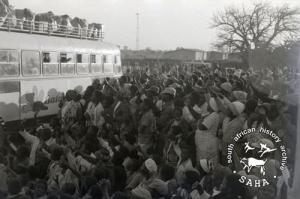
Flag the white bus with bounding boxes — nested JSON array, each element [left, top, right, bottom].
[[0, 29, 122, 123]]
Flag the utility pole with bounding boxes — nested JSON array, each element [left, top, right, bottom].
[[136, 12, 139, 50]]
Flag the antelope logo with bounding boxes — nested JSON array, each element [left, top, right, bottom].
[[240, 142, 277, 175], [240, 157, 267, 175], [258, 143, 276, 157], [244, 142, 255, 153]]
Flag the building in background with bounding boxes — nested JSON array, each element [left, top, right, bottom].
[[205, 51, 228, 61], [121, 47, 245, 73], [162, 48, 207, 62]]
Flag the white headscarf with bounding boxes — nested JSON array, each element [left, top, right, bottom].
[[209, 98, 218, 112]]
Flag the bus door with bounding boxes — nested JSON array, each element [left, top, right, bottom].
[[113, 55, 122, 75], [103, 54, 114, 74], [0, 49, 21, 122]]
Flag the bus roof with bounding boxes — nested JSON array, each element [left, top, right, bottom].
[[0, 31, 119, 54]]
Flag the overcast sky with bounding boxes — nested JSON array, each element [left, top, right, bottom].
[[9, 0, 300, 50]]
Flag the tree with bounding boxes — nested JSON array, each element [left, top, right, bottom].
[[212, 2, 300, 68]]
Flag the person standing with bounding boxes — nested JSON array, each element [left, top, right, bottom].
[[195, 97, 220, 166], [138, 98, 156, 155], [157, 87, 176, 131], [61, 90, 82, 130], [84, 90, 105, 130]]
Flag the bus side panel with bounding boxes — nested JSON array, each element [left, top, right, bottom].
[[20, 77, 93, 120], [0, 81, 20, 122], [66, 77, 94, 96], [21, 79, 66, 119]]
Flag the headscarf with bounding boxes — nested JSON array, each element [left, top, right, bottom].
[[209, 98, 218, 112]]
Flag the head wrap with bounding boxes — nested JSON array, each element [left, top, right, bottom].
[[161, 87, 176, 97], [199, 159, 210, 173], [220, 82, 233, 93], [146, 86, 160, 95], [144, 158, 158, 173], [209, 98, 218, 112], [232, 91, 248, 103], [131, 185, 152, 199], [231, 101, 245, 115]]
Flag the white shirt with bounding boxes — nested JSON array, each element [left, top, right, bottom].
[[85, 102, 105, 129], [18, 130, 40, 165]]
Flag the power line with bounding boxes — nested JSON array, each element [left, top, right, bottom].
[[136, 12, 139, 50]]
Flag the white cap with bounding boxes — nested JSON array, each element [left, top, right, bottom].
[[144, 158, 158, 173], [199, 159, 210, 173], [220, 82, 233, 93], [231, 101, 245, 115], [161, 87, 176, 97], [131, 185, 152, 199], [209, 98, 218, 112]]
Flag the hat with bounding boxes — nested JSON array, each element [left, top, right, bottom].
[[231, 101, 245, 115], [199, 159, 210, 173], [161, 87, 176, 97], [95, 148, 110, 162], [144, 158, 158, 173], [170, 83, 181, 89], [210, 86, 221, 94], [209, 98, 218, 112], [220, 82, 232, 93], [148, 179, 168, 196], [146, 86, 159, 95], [193, 85, 205, 93], [66, 90, 77, 100], [131, 185, 152, 199], [232, 91, 247, 103]]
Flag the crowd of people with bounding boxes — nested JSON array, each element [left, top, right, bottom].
[[0, 65, 298, 199]]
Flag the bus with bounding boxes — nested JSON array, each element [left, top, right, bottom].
[[0, 21, 122, 123]]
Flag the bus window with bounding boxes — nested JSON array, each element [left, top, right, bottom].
[[22, 50, 40, 76], [90, 54, 102, 73], [0, 50, 19, 77], [76, 54, 89, 74], [90, 54, 96, 63], [115, 55, 122, 73], [42, 52, 59, 76], [60, 53, 74, 75], [103, 55, 113, 73], [108, 55, 114, 63], [102, 55, 107, 63]]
